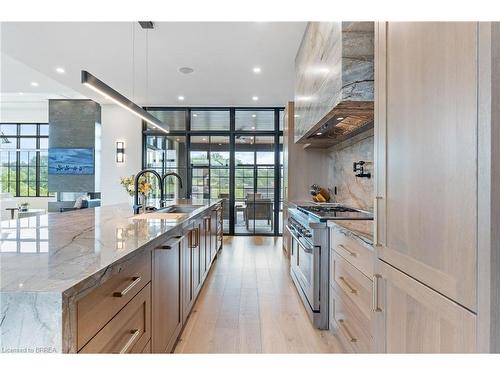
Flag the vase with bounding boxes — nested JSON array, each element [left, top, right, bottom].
[[141, 194, 147, 209]]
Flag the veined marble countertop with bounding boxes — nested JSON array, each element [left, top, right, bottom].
[[0, 199, 221, 353], [0, 199, 221, 294]]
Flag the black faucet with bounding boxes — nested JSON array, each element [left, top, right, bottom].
[[161, 172, 184, 205], [133, 169, 164, 214]]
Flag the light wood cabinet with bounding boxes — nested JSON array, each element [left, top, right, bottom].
[[152, 235, 183, 353], [373, 259, 476, 353], [375, 22, 478, 311], [330, 225, 374, 279], [329, 223, 375, 353]]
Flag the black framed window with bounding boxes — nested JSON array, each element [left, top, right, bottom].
[[142, 107, 283, 236], [0, 123, 52, 197]]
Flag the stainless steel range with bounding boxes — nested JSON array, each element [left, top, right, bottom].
[[287, 204, 373, 329]]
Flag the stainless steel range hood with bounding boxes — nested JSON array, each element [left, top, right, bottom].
[[294, 22, 374, 148]]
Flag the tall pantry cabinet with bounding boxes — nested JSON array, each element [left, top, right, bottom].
[[374, 22, 500, 353]]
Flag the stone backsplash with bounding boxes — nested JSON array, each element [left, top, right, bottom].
[[327, 129, 374, 211]]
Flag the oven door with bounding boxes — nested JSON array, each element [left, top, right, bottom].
[[288, 226, 320, 311]]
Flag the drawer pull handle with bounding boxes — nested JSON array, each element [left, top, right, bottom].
[[113, 277, 141, 297], [338, 319, 357, 343], [119, 329, 140, 354], [372, 274, 382, 312], [339, 276, 357, 294], [337, 244, 357, 257], [156, 245, 172, 250], [156, 235, 184, 250]]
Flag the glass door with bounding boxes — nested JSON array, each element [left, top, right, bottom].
[[189, 135, 230, 232], [234, 135, 275, 234], [143, 107, 283, 236], [190, 136, 210, 200]]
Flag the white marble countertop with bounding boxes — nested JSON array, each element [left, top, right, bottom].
[[0, 199, 221, 295]]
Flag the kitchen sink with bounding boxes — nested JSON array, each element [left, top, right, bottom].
[[161, 205, 203, 214]]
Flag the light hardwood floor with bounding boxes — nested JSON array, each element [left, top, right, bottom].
[[174, 236, 343, 353]]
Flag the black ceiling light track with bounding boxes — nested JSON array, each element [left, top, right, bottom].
[[81, 70, 168, 133]]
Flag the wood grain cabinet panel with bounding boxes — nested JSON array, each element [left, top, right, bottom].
[[141, 340, 151, 353], [331, 251, 373, 322], [377, 22, 478, 311], [330, 225, 374, 278], [152, 236, 183, 353], [373, 260, 476, 353], [182, 230, 194, 324], [331, 285, 374, 353], [192, 223, 202, 296], [79, 284, 151, 354], [77, 250, 151, 350], [210, 208, 218, 261]]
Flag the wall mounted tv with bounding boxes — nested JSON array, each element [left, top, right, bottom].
[[48, 148, 94, 175]]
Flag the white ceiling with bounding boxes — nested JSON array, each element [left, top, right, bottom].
[[0, 22, 306, 107]]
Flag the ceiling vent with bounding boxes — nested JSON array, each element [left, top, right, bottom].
[[138, 21, 154, 29]]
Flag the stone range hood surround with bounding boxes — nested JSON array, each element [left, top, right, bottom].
[[294, 22, 374, 147]]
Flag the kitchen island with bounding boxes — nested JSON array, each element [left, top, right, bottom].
[[0, 199, 223, 353]]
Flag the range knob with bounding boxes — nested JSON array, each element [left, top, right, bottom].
[[303, 230, 312, 238]]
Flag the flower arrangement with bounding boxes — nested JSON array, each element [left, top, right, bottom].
[[120, 175, 152, 197]]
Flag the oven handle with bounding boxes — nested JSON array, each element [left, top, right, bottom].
[[286, 224, 314, 254]]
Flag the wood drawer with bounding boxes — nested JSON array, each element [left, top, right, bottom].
[[330, 225, 373, 278], [331, 285, 373, 353], [141, 340, 151, 353], [79, 283, 151, 353], [331, 251, 373, 321], [77, 250, 151, 350]]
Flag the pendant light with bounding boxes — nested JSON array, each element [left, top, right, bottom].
[[81, 23, 168, 133]]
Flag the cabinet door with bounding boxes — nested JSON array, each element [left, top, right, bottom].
[[211, 207, 218, 260], [200, 217, 208, 280], [192, 223, 201, 296], [152, 236, 183, 353], [376, 22, 478, 311], [373, 259, 476, 353], [182, 231, 194, 323]]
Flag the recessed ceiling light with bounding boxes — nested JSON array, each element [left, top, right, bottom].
[[253, 67, 261, 74], [179, 67, 194, 74], [31, 82, 39, 87], [56, 67, 65, 74], [252, 96, 259, 101], [178, 96, 185, 101], [252, 114, 257, 118], [336, 117, 344, 121]]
